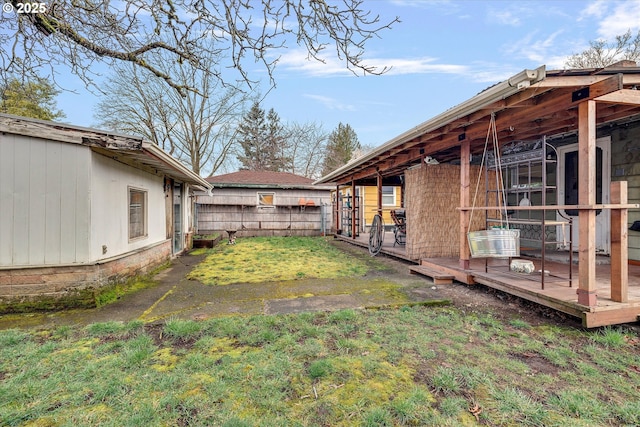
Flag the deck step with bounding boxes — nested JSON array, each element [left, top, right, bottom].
[[409, 265, 455, 285]]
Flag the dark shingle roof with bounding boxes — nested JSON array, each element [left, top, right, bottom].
[[206, 170, 315, 187]]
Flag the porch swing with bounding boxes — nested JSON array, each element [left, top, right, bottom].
[[467, 113, 520, 258]]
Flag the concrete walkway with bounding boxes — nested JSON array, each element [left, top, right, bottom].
[[0, 248, 448, 330]]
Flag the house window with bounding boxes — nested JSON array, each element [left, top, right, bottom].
[[258, 192, 275, 208], [382, 186, 395, 206], [129, 188, 147, 240]]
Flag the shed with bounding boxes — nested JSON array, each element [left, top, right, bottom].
[[196, 170, 332, 237], [0, 114, 212, 310]]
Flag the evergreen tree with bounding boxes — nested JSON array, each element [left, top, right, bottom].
[[236, 102, 289, 171], [322, 123, 361, 176], [1, 78, 65, 121]]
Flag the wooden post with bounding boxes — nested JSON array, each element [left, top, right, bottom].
[[577, 101, 597, 307], [460, 140, 471, 269], [610, 181, 628, 302], [351, 179, 357, 239], [335, 184, 340, 234], [376, 172, 383, 214]]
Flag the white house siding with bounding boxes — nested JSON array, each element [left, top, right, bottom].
[[90, 151, 167, 261], [0, 134, 91, 267]]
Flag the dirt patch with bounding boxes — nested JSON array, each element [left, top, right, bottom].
[[509, 351, 559, 376]]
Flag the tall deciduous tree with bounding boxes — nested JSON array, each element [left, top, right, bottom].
[[0, 78, 65, 120], [94, 52, 251, 176], [565, 30, 640, 68], [287, 122, 328, 179], [2, 1, 398, 94], [322, 123, 361, 176]]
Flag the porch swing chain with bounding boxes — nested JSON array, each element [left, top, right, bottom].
[[469, 113, 509, 230]]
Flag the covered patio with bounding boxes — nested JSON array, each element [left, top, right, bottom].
[[319, 63, 640, 327]]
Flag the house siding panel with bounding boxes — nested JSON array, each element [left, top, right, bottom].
[[12, 135, 29, 265], [0, 135, 91, 267], [0, 135, 15, 264], [361, 186, 402, 227], [90, 152, 167, 260], [28, 139, 46, 264], [60, 144, 79, 263], [44, 139, 62, 264]]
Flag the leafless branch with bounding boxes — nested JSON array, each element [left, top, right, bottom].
[[1, 0, 399, 95]]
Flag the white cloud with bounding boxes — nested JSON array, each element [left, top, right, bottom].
[[596, 0, 640, 39], [498, 28, 572, 69], [381, 58, 468, 75], [488, 10, 521, 27], [390, 0, 459, 13], [578, 0, 608, 21], [276, 48, 470, 78], [275, 49, 355, 77], [303, 94, 356, 112]]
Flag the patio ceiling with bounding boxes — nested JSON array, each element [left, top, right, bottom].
[[317, 65, 640, 186]]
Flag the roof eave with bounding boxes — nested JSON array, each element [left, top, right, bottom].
[[314, 65, 546, 184], [210, 182, 333, 190], [142, 142, 212, 190]]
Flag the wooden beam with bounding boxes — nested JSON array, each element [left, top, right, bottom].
[[610, 181, 628, 303], [582, 306, 640, 328], [577, 100, 597, 307], [460, 140, 471, 269], [623, 75, 640, 85], [532, 75, 614, 88], [595, 89, 640, 106], [572, 74, 623, 102]]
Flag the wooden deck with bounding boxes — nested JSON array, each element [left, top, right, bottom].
[[335, 231, 414, 262], [335, 233, 640, 328]]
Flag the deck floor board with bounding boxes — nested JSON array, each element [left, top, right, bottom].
[[335, 232, 640, 327]]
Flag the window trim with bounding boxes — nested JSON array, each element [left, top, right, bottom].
[[128, 186, 148, 241], [257, 192, 276, 209], [381, 186, 396, 206]]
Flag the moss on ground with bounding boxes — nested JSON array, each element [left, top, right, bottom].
[[188, 237, 369, 285]]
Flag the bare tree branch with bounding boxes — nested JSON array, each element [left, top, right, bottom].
[[565, 29, 640, 68], [94, 48, 253, 176], [1, 0, 399, 94]]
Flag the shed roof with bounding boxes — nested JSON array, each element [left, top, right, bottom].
[[315, 63, 640, 186], [0, 113, 212, 191], [207, 170, 331, 190]]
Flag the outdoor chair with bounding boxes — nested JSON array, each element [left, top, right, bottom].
[[390, 209, 406, 247]]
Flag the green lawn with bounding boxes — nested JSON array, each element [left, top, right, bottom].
[[1, 308, 639, 426], [1, 236, 639, 426]]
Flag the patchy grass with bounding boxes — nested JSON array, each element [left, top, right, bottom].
[[188, 236, 369, 285], [1, 309, 639, 426], [94, 269, 165, 308]]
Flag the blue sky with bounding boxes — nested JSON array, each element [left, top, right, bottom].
[[56, 0, 640, 152]]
